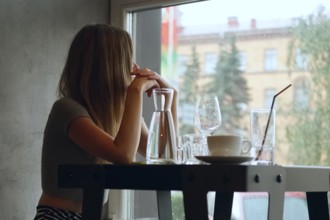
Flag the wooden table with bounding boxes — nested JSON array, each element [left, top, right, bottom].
[[58, 164, 330, 220]]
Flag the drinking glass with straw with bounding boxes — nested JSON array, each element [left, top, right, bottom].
[[255, 84, 292, 161]]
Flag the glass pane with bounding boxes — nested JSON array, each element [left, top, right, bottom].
[[130, 0, 329, 219], [157, 0, 330, 166]]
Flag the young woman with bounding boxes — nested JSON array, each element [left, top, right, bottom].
[[34, 24, 177, 219]]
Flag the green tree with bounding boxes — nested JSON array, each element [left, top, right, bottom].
[[206, 37, 249, 134], [286, 8, 330, 165], [178, 46, 200, 134]]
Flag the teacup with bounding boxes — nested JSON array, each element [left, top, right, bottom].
[[207, 135, 251, 157]]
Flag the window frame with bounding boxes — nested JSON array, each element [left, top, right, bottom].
[[110, 0, 208, 28]]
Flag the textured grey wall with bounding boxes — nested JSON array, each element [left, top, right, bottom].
[[0, 0, 109, 219]]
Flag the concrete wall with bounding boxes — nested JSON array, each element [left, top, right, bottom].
[[0, 0, 109, 219]]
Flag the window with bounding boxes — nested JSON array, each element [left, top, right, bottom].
[[177, 54, 189, 76], [239, 51, 247, 71], [264, 49, 277, 71], [204, 52, 217, 74], [264, 88, 277, 108], [295, 48, 308, 70], [294, 77, 310, 111], [111, 0, 326, 219]]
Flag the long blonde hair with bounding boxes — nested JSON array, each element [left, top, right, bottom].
[[58, 24, 133, 135]]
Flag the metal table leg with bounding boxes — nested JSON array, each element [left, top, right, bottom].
[[213, 192, 234, 220], [307, 192, 330, 220], [157, 190, 173, 220], [183, 190, 208, 220], [268, 192, 284, 220], [82, 186, 105, 220]]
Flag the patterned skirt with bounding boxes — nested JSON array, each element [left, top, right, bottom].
[[34, 205, 82, 220]]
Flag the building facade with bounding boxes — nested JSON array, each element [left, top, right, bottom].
[[175, 17, 311, 164]]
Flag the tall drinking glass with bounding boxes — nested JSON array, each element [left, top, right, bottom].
[[250, 108, 276, 165]]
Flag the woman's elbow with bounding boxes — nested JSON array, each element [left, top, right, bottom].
[[113, 152, 136, 164]]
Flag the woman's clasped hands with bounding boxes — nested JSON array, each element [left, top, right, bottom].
[[130, 64, 175, 97]]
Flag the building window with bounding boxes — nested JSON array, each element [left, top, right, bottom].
[[204, 52, 217, 75], [239, 51, 247, 71], [295, 48, 308, 70], [264, 49, 277, 71], [294, 77, 310, 111], [264, 88, 277, 108], [177, 55, 189, 76]]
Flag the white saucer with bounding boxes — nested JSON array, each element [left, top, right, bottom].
[[195, 155, 255, 164]]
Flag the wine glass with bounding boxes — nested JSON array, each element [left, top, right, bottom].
[[194, 95, 222, 155]]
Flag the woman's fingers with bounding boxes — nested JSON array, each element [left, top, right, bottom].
[[131, 67, 156, 77], [147, 73, 173, 90], [130, 74, 159, 93], [130, 65, 175, 92], [132, 63, 140, 71]]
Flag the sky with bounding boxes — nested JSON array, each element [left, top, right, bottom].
[[178, 0, 330, 26]]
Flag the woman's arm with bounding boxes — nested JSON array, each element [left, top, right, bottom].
[[132, 68, 178, 131], [68, 74, 158, 164], [137, 119, 148, 157]]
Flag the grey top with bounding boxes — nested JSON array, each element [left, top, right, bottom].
[[41, 97, 95, 201]]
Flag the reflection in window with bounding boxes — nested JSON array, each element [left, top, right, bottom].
[[294, 77, 310, 111], [204, 52, 217, 74], [264, 49, 277, 71]]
